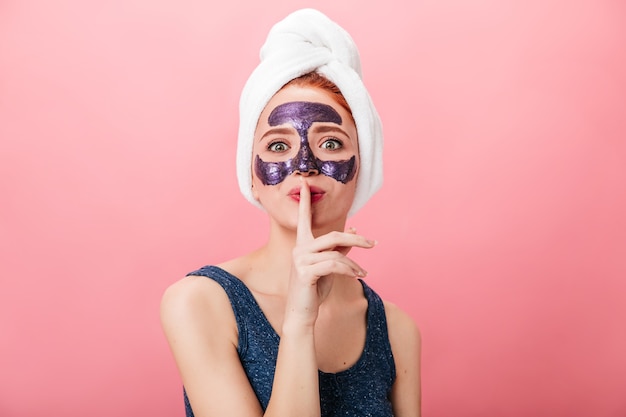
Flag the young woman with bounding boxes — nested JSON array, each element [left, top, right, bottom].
[[161, 9, 421, 417]]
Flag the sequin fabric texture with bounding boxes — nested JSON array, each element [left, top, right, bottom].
[[183, 265, 396, 417]]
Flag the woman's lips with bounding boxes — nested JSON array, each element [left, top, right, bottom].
[[288, 186, 325, 203]]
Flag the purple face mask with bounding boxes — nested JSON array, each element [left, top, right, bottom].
[[254, 101, 357, 186]]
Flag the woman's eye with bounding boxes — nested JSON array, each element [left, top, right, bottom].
[[268, 142, 289, 152], [321, 139, 342, 150]]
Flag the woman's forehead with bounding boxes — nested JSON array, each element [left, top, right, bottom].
[[258, 87, 355, 135], [268, 101, 342, 129], [264, 86, 347, 116]]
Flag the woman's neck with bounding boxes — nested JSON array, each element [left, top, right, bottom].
[[239, 217, 347, 295]]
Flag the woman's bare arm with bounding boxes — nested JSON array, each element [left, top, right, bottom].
[[265, 179, 373, 416], [386, 301, 422, 417], [161, 276, 265, 416]]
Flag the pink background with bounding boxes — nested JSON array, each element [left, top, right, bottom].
[[1, 0, 625, 416]]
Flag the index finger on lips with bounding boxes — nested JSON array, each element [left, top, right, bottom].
[[296, 177, 313, 243]]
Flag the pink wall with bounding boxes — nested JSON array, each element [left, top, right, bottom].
[[1, 1, 625, 416]]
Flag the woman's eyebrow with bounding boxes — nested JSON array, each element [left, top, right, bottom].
[[259, 127, 296, 141], [310, 125, 349, 137]]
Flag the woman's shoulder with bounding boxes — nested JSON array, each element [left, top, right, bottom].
[[161, 270, 224, 306], [160, 267, 239, 344], [383, 300, 420, 337], [162, 255, 250, 303], [382, 299, 421, 353]]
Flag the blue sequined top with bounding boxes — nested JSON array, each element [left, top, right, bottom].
[[183, 265, 396, 417]]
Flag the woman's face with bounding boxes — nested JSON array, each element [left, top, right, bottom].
[[251, 85, 359, 231]]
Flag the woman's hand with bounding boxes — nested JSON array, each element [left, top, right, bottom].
[[285, 178, 376, 328]]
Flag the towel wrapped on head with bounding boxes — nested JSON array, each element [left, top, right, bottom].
[[237, 8, 383, 217]]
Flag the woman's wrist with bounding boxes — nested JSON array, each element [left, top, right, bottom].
[[281, 314, 317, 337]]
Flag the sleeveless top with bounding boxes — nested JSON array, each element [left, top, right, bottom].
[[183, 265, 396, 417]]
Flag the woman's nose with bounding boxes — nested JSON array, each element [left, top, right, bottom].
[[293, 143, 319, 176], [296, 167, 320, 176]]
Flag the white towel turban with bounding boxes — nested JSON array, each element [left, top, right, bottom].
[[237, 8, 383, 217]]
